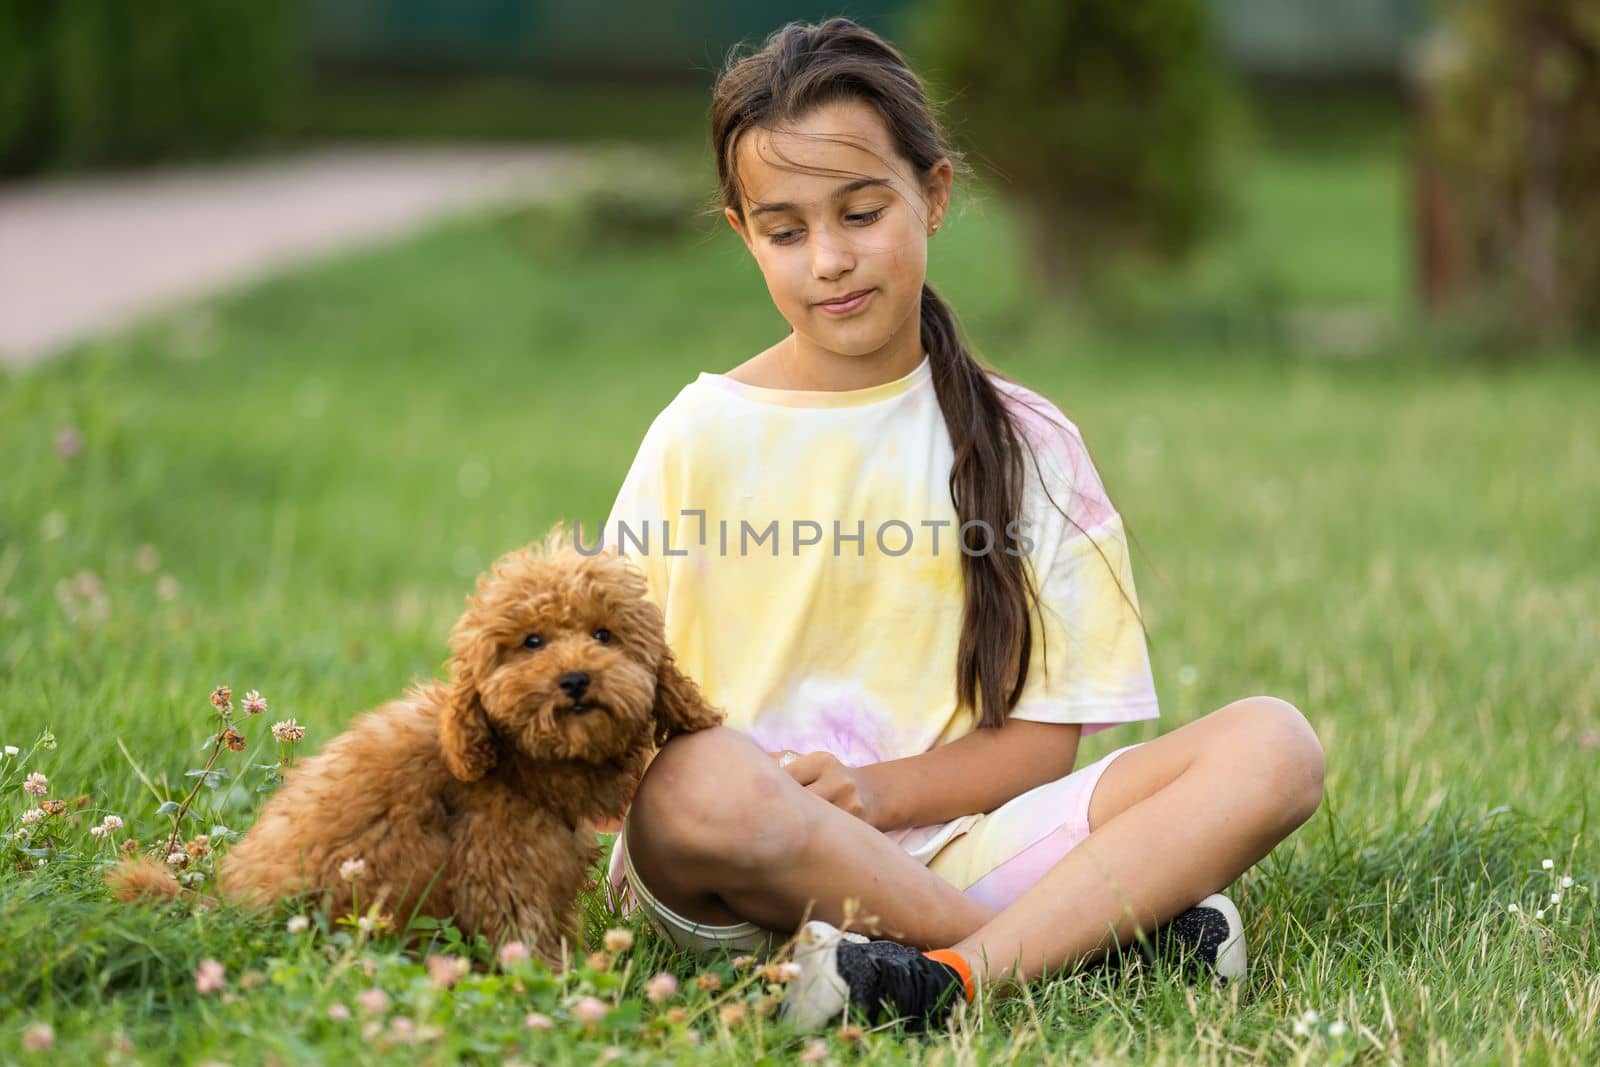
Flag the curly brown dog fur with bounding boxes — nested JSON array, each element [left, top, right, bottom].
[[108, 524, 723, 964]]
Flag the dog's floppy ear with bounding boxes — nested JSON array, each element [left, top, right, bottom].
[[440, 675, 498, 782], [653, 649, 724, 746]]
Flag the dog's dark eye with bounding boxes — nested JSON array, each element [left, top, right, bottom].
[[523, 634, 544, 650], [593, 627, 612, 644]]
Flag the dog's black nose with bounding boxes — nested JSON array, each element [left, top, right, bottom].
[[558, 671, 589, 699]]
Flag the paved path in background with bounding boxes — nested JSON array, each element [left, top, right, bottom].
[[0, 145, 587, 366]]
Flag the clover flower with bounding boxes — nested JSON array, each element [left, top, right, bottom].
[[89, 814, 124, 837], [357, 988, 389, 1015], [759, 960, 802, 983], [23, 771, 47, 796], [572, 996, 608, 1024], [602, 927, 634, 953], [524, 1012, 552, 1030], [498, 941, 530, 968], [327, 1003, 351, 1022], [21, 1022, 54, 1052], [20, 807, 44, 825], [242, 690, 268, 715], [210, 686, 233, 712], [272, 719, 305, 743], [55, 426, 81, 458], [426, 954, 469, 988], [799, 1039, 828, 1063], [644, 972, 678, 1003], [286, 915, 310, 934], [339, 857, 367, 881], [356, 914, 391, 934], [166, 851, 190, 869], [195, 959, 226, 995]]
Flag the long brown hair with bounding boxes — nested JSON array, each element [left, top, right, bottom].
[[708, 17, 1146, 729]]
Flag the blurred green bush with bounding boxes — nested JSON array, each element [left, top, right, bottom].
[[499, 146, 716, 258], [0, 0, 299, 175], [911, 0, 1241, 297]]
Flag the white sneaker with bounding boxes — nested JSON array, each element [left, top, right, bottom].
[[1142, 892, 1248, 984], [780, 920, 969, 1032]]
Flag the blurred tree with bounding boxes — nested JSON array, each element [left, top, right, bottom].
[[910, 0, 1240, 296], [0, 1, 299, 175], [1413, 0, 1600, 342]]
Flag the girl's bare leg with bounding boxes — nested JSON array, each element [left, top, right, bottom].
[[625, 696, 1322, 979], [624, 726, 996, 947], [952, 696, 1325, 981]]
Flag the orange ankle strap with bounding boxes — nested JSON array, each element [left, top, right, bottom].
[[923, 948, 975, 1003]]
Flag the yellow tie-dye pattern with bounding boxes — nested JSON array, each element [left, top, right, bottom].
[[605, 354, 1159, 850]]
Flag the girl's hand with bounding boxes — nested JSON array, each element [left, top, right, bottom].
[[773, 750, 883, 828]]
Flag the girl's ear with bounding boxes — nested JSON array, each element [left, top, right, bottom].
[[652, 650, 724, 746], [925, 158, 953, 230], [724, 206, 753, 251], [440, 675, 497, 782]]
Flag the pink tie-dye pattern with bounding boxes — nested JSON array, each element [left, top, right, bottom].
[[742, 689, 899, 767], [998, 381, 1118, 533]]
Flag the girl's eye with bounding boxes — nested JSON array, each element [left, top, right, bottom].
[[523, 634, 543, 650], [769, 208, 885, 245], [593, 628, 612, 644]]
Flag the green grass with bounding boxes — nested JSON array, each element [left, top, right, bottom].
[[2, 125, 1597, 1064]]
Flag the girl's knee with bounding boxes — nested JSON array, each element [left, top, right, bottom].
[[1224, 697, 1325, 826], [630, 727, 809, 863]]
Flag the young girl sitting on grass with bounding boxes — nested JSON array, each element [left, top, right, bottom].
[[599, 17, 1324, 1031]]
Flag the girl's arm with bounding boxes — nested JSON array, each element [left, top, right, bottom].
[[783, 719, 1082, 832]]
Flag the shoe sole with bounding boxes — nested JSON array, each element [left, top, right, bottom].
[[781, 920, 852, 1032], [1198, 892, 1248, 983]]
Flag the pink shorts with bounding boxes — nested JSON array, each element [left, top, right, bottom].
[[924, 743, 1139, 909], [606, 743, 1140, 956]]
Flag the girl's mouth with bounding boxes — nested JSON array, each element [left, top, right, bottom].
[[815, 288, 875, 315]]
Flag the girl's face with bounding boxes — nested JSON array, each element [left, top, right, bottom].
[[725, 99, 951, 372]]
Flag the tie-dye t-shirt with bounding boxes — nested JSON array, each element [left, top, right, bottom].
[[603, 352, 1159, 858]]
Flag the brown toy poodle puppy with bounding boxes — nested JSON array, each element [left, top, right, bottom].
[[109, 523, 722, 964]]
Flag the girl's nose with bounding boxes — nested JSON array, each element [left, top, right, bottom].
[[811, 228, 856, 278]]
